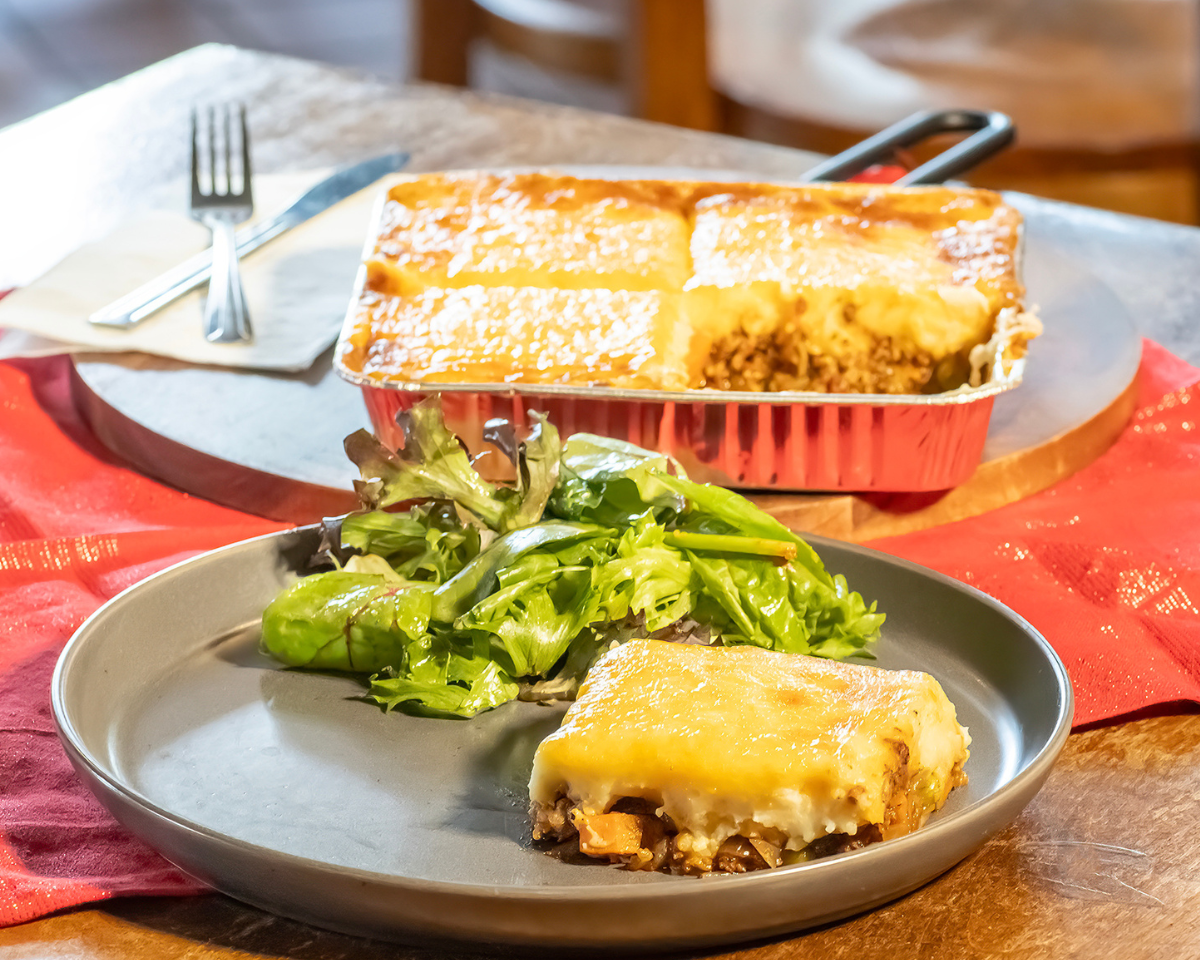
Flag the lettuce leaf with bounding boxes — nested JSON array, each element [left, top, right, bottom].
[[345, 403, 509, 528], [457, 564, 597, 678], [547, 433, 684, 526], [346, 401, 563, 535], [684, 552, 881, 658], [262, 405, 886, 719], [430, 520, 605, 624], [645, 472, 832, 587], [589, 516, 694, 632], [341, 503, 481, 583], [482, 412, 562, 530], [367, 645, 519, 718], [260, 571, 434, 673]]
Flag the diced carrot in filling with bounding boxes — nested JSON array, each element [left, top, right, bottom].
[[573, 811, 645, 857]]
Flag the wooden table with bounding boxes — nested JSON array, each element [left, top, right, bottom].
[[3, 43, 1200, 960]]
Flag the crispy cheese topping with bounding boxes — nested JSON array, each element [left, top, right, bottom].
[[340, 172, 1036, 394]]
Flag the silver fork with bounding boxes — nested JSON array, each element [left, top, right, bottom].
[[191, 104, 254, 343]]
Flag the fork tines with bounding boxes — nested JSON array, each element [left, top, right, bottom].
[[191, 103, 253, 204], [191, 102, 255, 344]]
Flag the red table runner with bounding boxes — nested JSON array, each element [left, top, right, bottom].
[[0, 356, 283, 924], [1, 340, 1198, 926]]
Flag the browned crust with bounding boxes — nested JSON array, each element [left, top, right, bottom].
[[376, 174, 1022, 306], [686, 180, 1024, 310], [384, 171, 692, 217]]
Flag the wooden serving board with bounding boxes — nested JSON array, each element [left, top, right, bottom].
[[71, 239, 1141, 542], [751, 372, 1138, 541]]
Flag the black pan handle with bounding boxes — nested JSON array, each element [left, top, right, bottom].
[[801, 109, 1015, 185]]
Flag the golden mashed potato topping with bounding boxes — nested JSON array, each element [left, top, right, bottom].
[[346, 286, 692, 389], [339, 172, 1040, 395], [528, 639, 971, 875]]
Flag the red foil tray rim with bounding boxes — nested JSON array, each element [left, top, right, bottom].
[[334, 357, 1025, 408]]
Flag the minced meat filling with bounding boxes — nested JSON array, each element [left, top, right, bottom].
[[531, 795, 890, 876], [699, 326, 958, 395]]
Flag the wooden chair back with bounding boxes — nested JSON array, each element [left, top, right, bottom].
[[414, 0, 1199, 222]]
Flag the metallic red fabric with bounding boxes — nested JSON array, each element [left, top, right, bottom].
[[0, 356, 283, 925]]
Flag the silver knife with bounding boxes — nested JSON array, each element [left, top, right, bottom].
[[89, 151, 410, 329]]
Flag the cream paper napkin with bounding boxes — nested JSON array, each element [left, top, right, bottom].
[[0, 170, 401, 372]]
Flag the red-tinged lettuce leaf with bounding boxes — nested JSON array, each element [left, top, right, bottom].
[[344, 401, 509, 528], [346, 401, 565, 535], [482, 411, 562, 530]]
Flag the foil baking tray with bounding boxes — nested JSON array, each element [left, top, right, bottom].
[[334, 141, 1029, 494], [337, 361, 1026, 493]]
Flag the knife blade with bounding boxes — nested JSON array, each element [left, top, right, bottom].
[[89, 151, 410, 329]]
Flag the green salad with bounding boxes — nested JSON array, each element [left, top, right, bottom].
[[260, 401, 884, 717]]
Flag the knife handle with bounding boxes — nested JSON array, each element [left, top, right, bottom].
[[89, 219, 286, 329]]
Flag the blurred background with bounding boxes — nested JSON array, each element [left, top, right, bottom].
[[2, 0, 1196, 222]]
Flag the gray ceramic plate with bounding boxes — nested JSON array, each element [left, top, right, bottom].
[[52, 527, 1072, 951]]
